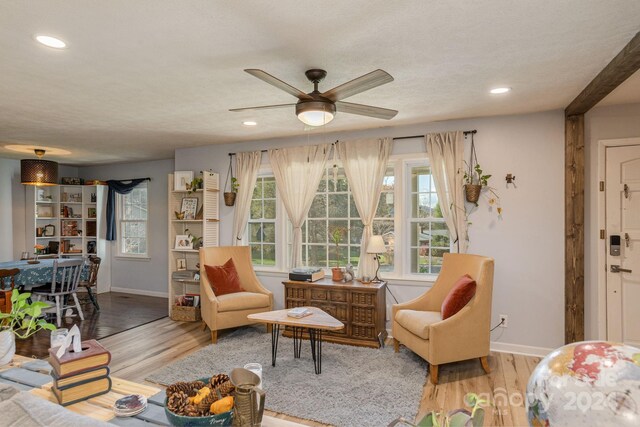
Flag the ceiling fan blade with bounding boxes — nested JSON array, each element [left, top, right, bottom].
[[229, 103, 296, 112], [321, 69, 393, 102], [244, 69, 312, 100], [335, 101, 398, 120]]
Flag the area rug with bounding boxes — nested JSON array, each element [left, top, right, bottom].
[[146, 326, 427, 427]]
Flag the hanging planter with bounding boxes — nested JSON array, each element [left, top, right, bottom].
[[223, 157, 238, 207], [464, 184, 482, 204], [463, 133, 492, 205]]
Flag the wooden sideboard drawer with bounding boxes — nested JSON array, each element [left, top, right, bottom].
[[282, 278, 387, 348]]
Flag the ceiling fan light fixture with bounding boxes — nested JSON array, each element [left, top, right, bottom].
[[296, 101, 336, 127], [21, 149, 58, 186]]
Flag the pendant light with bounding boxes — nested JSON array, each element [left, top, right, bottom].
[[21, 149, 58, 186]]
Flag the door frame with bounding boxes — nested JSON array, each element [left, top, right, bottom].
[[596, 137, 640, 340]]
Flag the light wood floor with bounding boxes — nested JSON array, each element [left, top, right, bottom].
[[100, 317, 540, 426]]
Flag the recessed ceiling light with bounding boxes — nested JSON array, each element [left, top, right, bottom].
[[242, 121, 258, 126], [35, 35, 67, 49], [4, 144, 71, 155], [490, 87, 511, 94]]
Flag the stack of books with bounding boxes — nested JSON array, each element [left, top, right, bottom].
[[49, 339, 112, 406]]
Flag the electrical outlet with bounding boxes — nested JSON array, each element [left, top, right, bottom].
[[499, 314, 508, 328]]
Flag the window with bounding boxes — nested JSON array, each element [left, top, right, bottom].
[[408, 165, 450, 274], [117, 183, 148, 257], [248, 176, 277, 267], [300, 166, 395, 272]]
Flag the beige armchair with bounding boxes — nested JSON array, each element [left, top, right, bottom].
[[200, 246, 274, 343], [392, 253, 494, 384]]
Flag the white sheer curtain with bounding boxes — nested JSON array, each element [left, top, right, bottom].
[[425, 131, 468, 253], [269, 144, 331, 268], [232, 151, 262, 245], [336, 137, 393, 278]]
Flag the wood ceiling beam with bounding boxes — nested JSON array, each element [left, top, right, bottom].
[[564, 31, 640, 344], [566, 32, 640, 116]]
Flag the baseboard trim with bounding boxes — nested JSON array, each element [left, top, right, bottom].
[[110, 287, 168, 298], [386, 330, 552, 357]]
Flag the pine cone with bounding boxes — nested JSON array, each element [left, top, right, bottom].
[[197, 391, 218, 413], [167, 380, 206, 398], [208, 374, 230, 390], [167, 391, 189, 415], [184, 404, 202, 417], [214, 380, 235, 397]]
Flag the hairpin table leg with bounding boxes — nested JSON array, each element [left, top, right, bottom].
[[271, 323, 280, 367]]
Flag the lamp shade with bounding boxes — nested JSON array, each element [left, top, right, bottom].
[[21, 159, 58, 186], [367, 235, 386, 254]]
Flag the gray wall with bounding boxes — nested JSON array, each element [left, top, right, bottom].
[[585, 102, 640, 340], [0, 158, 25, 261], [78, 158, 174, 296], [175, 109, 566, 353]]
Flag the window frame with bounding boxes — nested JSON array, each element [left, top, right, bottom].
[[116, 183, 149, 259], [245, 152, 452, 281]]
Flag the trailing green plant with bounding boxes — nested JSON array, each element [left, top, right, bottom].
[[389, 393, 488, 427], [463, 162, 492, 186], [0, 290, 56, 339], [184, 229, 203, 248], [231, 177, 239, 192], [187, 177, 203, 194]]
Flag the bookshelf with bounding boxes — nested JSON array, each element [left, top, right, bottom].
[[28, 185, 106, 259], [167, 172, 219, 320]]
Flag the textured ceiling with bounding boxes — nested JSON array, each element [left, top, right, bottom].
[[0, 1, 639, 165]]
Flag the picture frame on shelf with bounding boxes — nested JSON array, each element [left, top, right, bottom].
[[176, 258, 187, 271], [87, 241, 96, 254], [174, 171, 193, 191], [174, 234, 193, 250], [37, 205, 53, 218], [44, 224, 55, 237], [87, 207, 97, 218], [181, 197, 198, 220]]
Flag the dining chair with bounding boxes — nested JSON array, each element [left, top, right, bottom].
[[79, 256, 101, 311], [31, 259, 85, 327], [0, 268, 20, 313]]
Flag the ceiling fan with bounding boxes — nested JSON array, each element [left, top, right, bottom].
[[230, 69, 398, 126]]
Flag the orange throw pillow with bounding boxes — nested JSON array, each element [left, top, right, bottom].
[[441, 274, 477, 320], [204, 258, 245, 296]]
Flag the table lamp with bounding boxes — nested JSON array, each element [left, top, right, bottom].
[[367, 235, 386, 283]]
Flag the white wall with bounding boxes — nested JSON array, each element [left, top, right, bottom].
[[0, 158, 25, 261], [175, 109, 566, 353], [584, 102, 640, 340], [77, 159, 174, 296]]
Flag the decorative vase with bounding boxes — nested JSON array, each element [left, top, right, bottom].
[[224, 192, 237, 207], [331, 267, 344, 282], [464, 184, 482, 204], [0, 330, 15, 366]]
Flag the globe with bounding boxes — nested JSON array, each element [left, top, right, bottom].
[[526, 341, 640, 426]]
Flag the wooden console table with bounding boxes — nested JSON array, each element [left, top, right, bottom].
[[282, 278, 387, 348]]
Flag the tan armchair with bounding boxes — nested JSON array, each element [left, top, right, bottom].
[[392, 253, 494, 384], [200, 246, 274, 343]]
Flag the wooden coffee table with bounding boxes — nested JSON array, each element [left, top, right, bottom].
[[248, 307, 344, 374]]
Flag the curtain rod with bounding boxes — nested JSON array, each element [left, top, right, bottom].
[[228, 130, 478, 156]]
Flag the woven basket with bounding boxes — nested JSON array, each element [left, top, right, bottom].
[[464, 184, 482, 204], [223, 192, 236, 207], [171, 305, 201, 322]]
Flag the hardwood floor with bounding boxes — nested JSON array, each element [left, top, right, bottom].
[[15, 292, 167, 358], [101, 317, 541, 426]]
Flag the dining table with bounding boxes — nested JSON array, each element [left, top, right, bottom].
[[0, 258, 88, 290]]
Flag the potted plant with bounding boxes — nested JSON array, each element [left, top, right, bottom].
[[0, 290, 57, 366], [329, 226, 347, 281], [464, 162, 492, 205], [224, 177, 238, 207], [185, 229, 203, 250], [187, 177, 203, 194]]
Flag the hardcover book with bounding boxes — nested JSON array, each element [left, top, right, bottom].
[[52, 366, 110, 388], [48, 339, 111, 378], [52, 375, 112, 406]]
